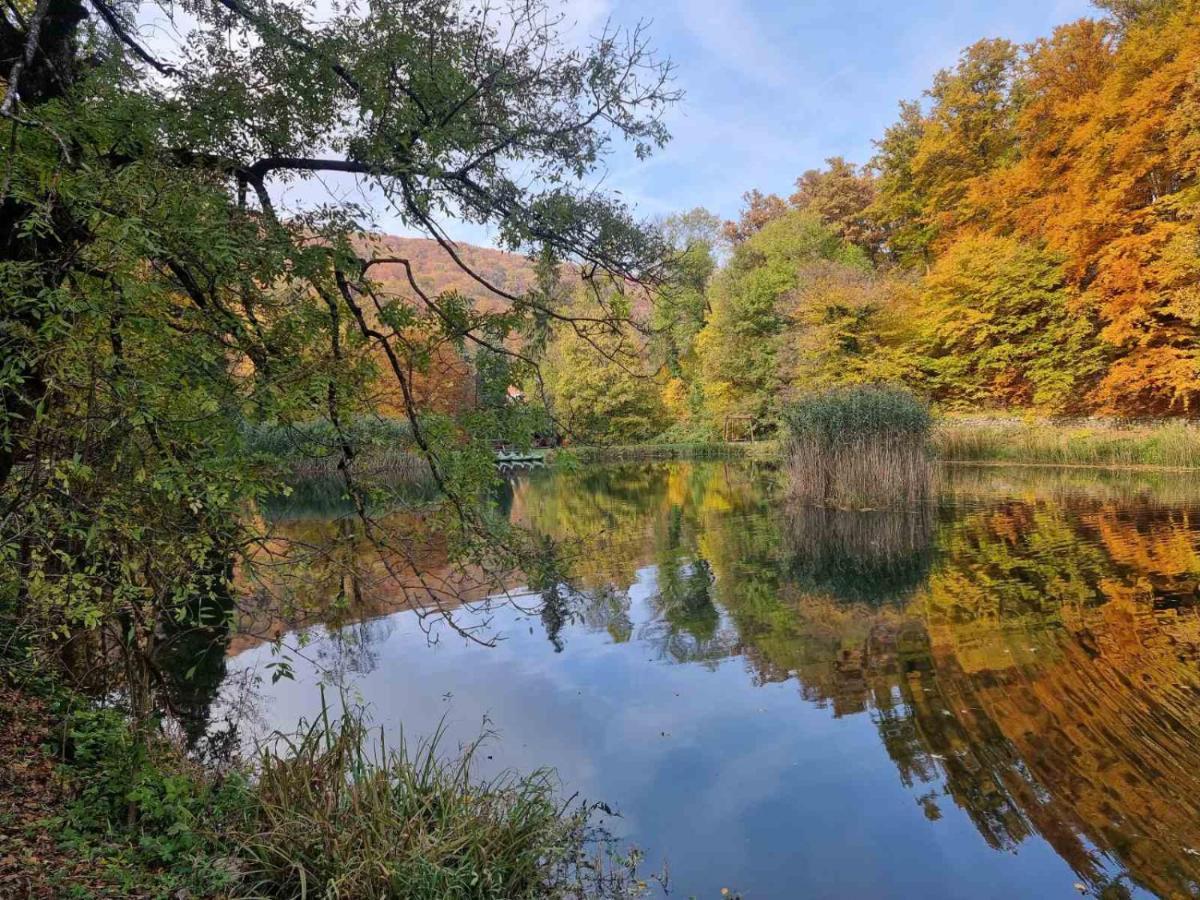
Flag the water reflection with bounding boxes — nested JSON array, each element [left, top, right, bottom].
[[226, 461, 1200, 899]]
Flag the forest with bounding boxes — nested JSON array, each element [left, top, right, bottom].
[[537, 0, 1200, 443]]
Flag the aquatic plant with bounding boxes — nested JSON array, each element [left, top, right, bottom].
[[782, 385, 934, 507], [934, 417, 1200, 470], [238, 697, 646, 899]]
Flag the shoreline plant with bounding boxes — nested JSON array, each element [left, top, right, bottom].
[[782, 384, 935, 507]]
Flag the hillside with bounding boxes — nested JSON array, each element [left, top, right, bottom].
[[360, 234, 538, 314]]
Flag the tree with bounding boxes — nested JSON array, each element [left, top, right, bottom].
[[695, 210, 865, 425], [869, 100, 933, 268], [871, 40, 1021, 267], [0, 0, 677, 702], [790, 157, 884, 260], [658, 207, 728, 260], [967, 3, 1200, 414], [722, 189, 789, 245], [780, 262, 920, 393], [915, 235, 1103, 410], [542, 289, 666, 444], [1029, 2, 1200, 414]]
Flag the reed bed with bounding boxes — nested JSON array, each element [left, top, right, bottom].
[[783, 385, 936, 508], [934, 417, 1200, 469], [244, 418, 435, 482]]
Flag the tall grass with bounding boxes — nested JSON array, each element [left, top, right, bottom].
[[934, 417, 1200, 469], [236, 698, 646, 899], [782, 385, 935, 508], [563, 441, 774, 463], [244, 418, 435, 482]]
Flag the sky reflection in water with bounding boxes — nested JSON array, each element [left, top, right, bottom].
[[225, 462, 1200, 899]]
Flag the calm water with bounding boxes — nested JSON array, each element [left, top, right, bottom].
[[222, 462, 1200, 899]]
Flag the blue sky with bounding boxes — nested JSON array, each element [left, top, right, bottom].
[[260, 0, 1101, 244], [590, 0, 1097, 223]]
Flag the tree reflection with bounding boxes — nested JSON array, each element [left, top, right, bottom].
[[516, 462, 1200, 897], [225, 461, 1200, 898]]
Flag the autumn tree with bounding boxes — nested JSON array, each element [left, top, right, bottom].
[[871, 40, 1021, 267], [781, 262, 920, 394], [722, 189, 790, 245], [915, 236, 1103, 410], [790, 157, 883, 260], [1021, 1, 1200, 413]]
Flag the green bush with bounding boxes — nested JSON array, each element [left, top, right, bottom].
[[55, 703, 251, 895]]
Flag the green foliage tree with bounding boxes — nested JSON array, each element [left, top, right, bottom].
[[915, 235, 1104, 410], [542, 292, 666, 444], [0, 0, 676, 709], [695, 211, 866, 426]]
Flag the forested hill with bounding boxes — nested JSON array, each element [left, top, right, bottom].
[[362, 235, 537, 313]]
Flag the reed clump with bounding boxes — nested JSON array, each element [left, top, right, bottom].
[[236, 700, 641, 899], [243, 417, 434, 482], [782, 385, 935, 508]]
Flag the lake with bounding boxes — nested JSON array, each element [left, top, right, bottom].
[[222, 461, 1200, 899]]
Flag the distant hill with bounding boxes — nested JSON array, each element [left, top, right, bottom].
[[360, 234, 537, 313], [350, 235, 538, 416]]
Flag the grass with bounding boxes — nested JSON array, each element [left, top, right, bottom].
[[244, 418, 435, 482], [9, 667, 651, 899], [782, 385, 935, 507], [241, 699, 641, 899], [933, 416, 1200, 469]]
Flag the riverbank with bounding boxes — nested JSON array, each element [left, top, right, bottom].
[[557, 440, 779, 463], [0, 668, 648, 899], [248, 416, 1200, 480], [932, 416, 1200, 470]]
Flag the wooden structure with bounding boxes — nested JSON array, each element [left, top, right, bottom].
[[723, 414, 759, 443]]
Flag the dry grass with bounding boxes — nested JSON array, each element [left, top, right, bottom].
[[784, 436, 936, 507], [934, 417, 1200, 469]]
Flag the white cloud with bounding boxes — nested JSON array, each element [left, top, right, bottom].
[[673, 0, 794, 89]]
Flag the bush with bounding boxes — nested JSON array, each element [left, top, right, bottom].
[[782, 385, 934, 507], [55, 703, 251, 895]]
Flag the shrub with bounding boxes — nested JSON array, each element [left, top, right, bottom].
[[782, 385, 934, 507]]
